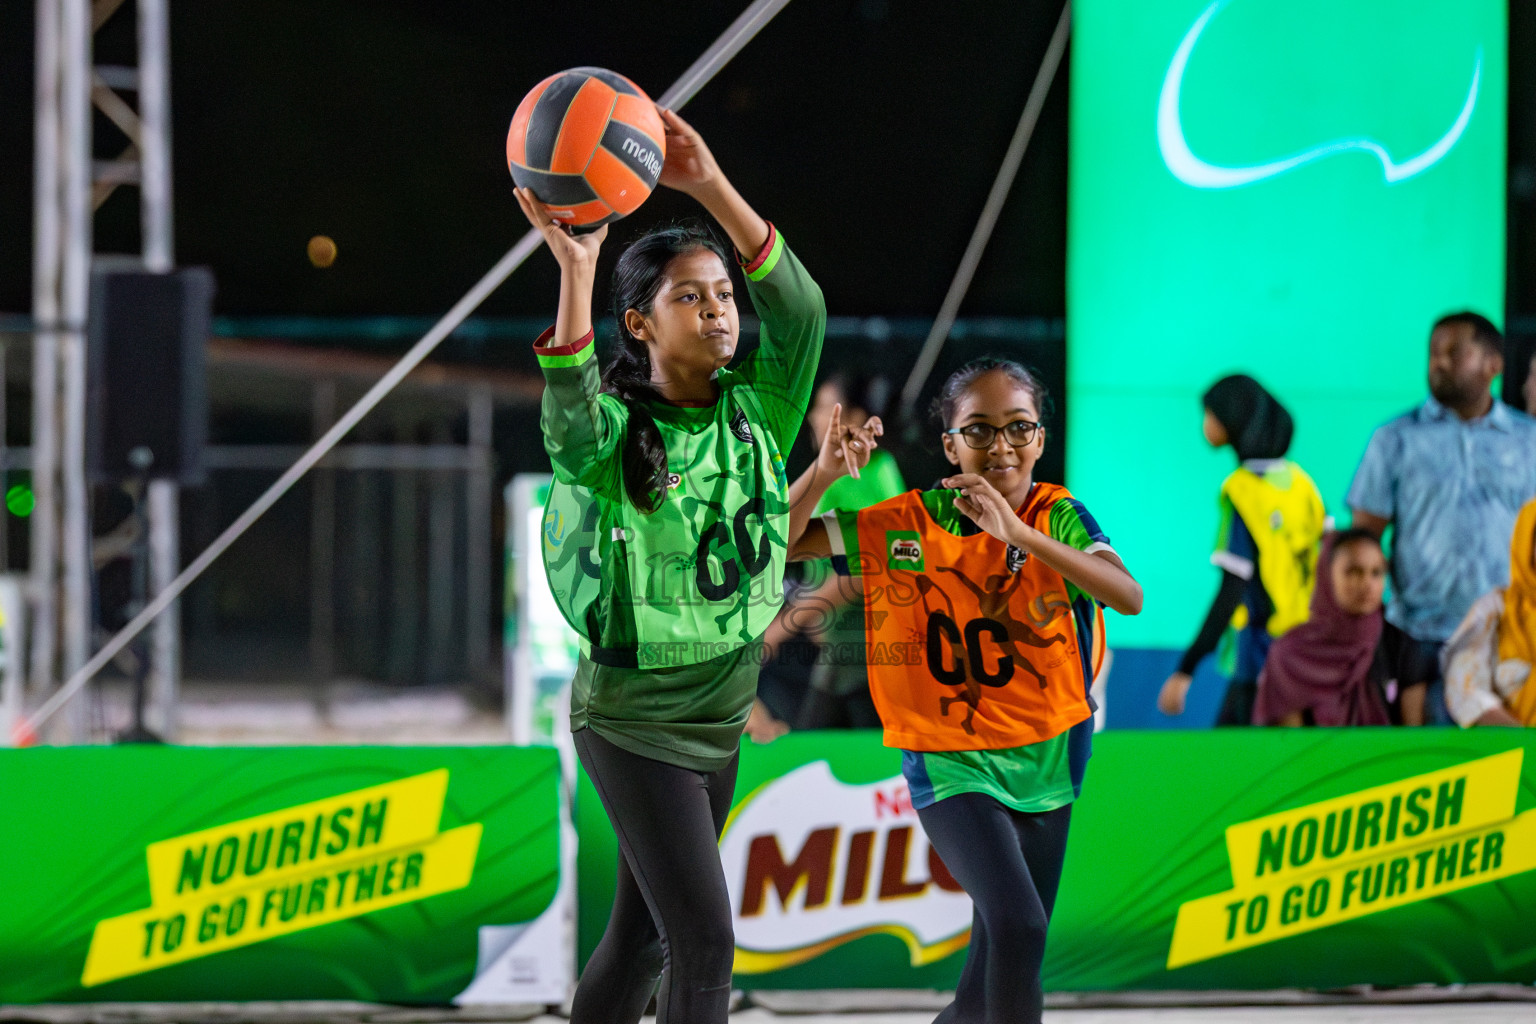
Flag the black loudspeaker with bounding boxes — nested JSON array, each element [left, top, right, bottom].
[[87, 267, 213, 484]]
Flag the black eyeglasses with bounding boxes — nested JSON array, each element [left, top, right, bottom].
[[944, 419, 1043, 449]]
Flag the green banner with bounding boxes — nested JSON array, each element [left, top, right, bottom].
[[0, 746, 562, 1003], [578, 730, 1536, 991], [1054, 730, 1536, 989], [11, 735, 1532, 1000]]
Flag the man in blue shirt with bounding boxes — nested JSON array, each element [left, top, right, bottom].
[[1525, 349, 1536, 413], [1349, 313, 1536, 724]]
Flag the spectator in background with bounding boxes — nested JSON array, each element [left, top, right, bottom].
[[760, 372, 906, 731], [1443, 497, 1536, 727], [750, 376, 892, 741], [1253, 530, 1394, 726], [1348, 313, 1536, 724], [1159, 375, 1326, 725]]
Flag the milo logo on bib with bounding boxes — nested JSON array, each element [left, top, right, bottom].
[[887, 531, 924, 571]]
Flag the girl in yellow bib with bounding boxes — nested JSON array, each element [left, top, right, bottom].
[[789, 358, 1142, 1024]]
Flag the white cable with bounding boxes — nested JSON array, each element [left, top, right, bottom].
[[26, 0, 797, 734], [658, 0, 793, 109], [898, 1, 1072, 421]]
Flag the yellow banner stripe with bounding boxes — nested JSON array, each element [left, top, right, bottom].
[[146, 770, 448, 904], [734, 922, 969, 974], [83, 823, 480, 986], [1169, 808, 1536, 969], [1223, 749, 1522, 888]]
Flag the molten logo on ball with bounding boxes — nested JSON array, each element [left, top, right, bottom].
[[506, 67, 666, 230], [620, 137, 662, 178]]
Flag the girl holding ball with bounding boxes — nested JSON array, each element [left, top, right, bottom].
[[520, 108, 873, 1023]]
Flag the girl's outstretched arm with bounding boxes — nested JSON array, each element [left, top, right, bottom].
[[518, 187, 623, 498], [516, 187, 605, 347], [657, 107, 825, 458], [944, 473, 1145, 616], [656, 107, 769, 257]]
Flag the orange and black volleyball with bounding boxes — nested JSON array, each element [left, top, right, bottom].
[[507, 67, 666, 231]]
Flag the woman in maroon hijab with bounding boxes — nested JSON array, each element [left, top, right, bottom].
[[1254, 529, 1394, 726]]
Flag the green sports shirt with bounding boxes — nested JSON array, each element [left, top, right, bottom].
[[537, 225, 825, 770], [814, 448, 907, 519]]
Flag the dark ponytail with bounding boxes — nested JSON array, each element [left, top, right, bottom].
[[604, 221, 732, 512]]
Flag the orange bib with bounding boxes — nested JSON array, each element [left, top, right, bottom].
[[844, 484, 1094, 751]]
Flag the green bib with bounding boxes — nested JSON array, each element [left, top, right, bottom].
[[542, 376, 790, 669]]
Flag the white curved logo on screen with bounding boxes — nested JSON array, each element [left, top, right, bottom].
[[1157, 0, 1481, 189]]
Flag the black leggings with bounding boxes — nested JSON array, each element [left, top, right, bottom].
[[1216, 679, 1258, 726], [571, 728, 738, 1024], [917, 794, 1073, 1024]]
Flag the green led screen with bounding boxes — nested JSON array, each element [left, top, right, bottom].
[[1067, 0, 1506, 649]]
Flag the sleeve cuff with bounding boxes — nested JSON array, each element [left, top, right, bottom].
[[1494, 659, 1532, 699], [738, 223, 784, 281], [1347, 501, 1391, 524], [534, 326, 596, 368], [821, 510, 855, 577], [1448, 687, 1503, 729], [821, 510, 846, 556], [1211, 550, 1255, 580]]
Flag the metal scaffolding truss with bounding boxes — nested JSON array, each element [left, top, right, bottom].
[[29, 0, 179, 742]]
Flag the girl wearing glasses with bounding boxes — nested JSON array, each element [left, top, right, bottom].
[[787, 357, 1141, 1024]]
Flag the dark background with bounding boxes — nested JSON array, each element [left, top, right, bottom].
[[0, 1, 1068, 321], [4, 0, 1534, 418], [0, 1, 1533, 685]]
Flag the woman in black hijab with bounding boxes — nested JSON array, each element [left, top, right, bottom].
[[1157, 375, 1327, 726], [1201, 374, 1294, 462]]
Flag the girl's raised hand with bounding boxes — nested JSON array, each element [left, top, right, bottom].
[[656, 107, 721, 196], [817, 403, 884, 481], [942, 473, 1025, 545], [516, 187, 607, 272]]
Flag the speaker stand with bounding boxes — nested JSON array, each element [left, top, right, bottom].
[[117, 455, 163, 745]]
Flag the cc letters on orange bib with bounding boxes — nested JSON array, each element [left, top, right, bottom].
[[821, 483, 1109, 751]]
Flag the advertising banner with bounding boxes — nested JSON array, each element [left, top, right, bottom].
[[1054, 730, 1536, 990], [576, 731, 970, 991], [0, 576, 25, 746], [1, 746, 564, 1004], [505, 475, 579, 746], [1067, 0, 1506, 648], [499, 474, 582, 1005], [578, 730, 1536, 991]]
